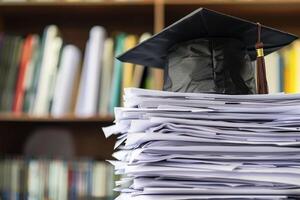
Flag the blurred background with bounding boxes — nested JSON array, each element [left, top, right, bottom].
[[0, 0, 300, 199]]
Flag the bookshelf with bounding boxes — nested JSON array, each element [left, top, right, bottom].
[[1, 0, 300, 161], [0, 0, 300, 198], [0, 0, 299, 157]]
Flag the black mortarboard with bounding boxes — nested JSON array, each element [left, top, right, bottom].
[[117, 8, 298, 94]]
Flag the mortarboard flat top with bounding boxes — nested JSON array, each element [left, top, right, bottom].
[[117, 8, 298, 68]]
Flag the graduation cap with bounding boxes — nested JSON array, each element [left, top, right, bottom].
[[118, 8, 298, 94]]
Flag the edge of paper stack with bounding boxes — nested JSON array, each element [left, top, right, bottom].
[[103, 88, 300, 200]]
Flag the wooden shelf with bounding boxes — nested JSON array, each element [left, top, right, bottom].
[[0, 0, 154, 6], [0, 114, 114, 123], [165, 0, 300, 5], [0, 0, 154, 19], [164, 1, 300, 15], [0, 0, 154, 12], [0, 0, 300, 6], [1, 0, 300, 11]]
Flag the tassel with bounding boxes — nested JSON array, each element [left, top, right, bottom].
[[255, 23, 269, 94]]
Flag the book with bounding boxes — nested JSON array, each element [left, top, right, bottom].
[[144, 66, 155, 89], [279, 51, 285, 92], [75, 26, 106, 117], [33, 25, 63, 115], [109, 33, 126, 113], [22, 35, 40, 113], [98, 38, 114, 116], [122, 35, 138, 89], [265, 52, 281, 94], [48, 160, 68, 200], [132, 33, 151, 88], [91, 162, 107, 197], [121, 35, 138, 106], [0, 35, 11, 110], [27, 160, 40, 199], [282, 42, 300, 94], [283, 45, 293, 93], [25, 26, 52, 114], [13, 35, 36, 113], [1, 36, 23, 112], [0, 33, 4, 107], [51, 45, 81, 117]]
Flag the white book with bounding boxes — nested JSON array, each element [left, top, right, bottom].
[[99, 38, 114, 116], [75, 26, 106, 117], [32, 25, 63, 115], [57, 161, 68, 200], [51, 45, 81, 117], [28, 160, 40, 200], [92, 162, 107, 197], [265, 52, 280, 94]]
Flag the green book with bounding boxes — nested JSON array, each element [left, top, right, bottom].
[[109, 33, 126, 114], [0, 34, 6, 110], [0, 36, 12, 110], [0, 36, 23, 112]]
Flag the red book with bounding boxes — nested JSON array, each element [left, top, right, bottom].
[[13, 35, 35, 113]]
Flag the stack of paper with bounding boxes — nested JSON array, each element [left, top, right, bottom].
[[104, 88, 300, 200]]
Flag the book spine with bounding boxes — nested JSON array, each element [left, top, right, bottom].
[[13, 35, 35, 113]]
